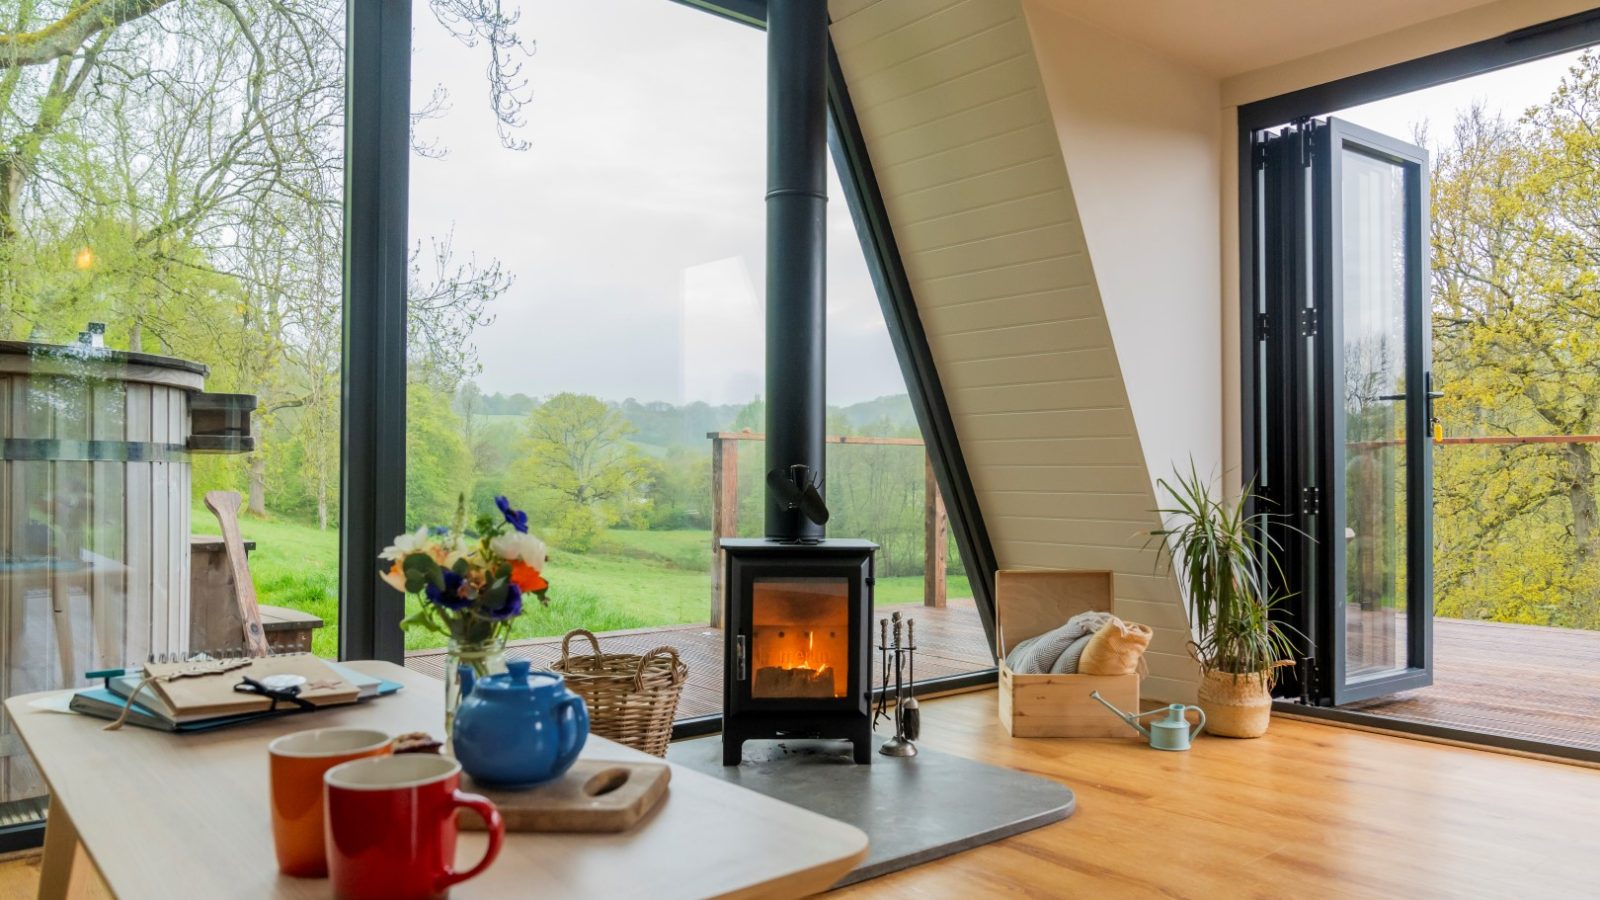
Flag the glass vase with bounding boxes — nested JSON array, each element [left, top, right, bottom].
[[443, 634, 509, 738]]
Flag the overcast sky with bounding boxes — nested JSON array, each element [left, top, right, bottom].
[[1333, 47, 1587, 145], [409, 2, 1589, 406], [409, 0, 897, 407]]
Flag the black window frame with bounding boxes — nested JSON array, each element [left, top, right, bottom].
[[1238, 8, 1600, 508], [1239, 7, 1600, 764]]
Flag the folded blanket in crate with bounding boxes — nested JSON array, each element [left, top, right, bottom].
[[1003, 610, 1115, 674]]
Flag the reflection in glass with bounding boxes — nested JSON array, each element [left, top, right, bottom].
[[1340, 148, 1410, 681], [1, 0, 346, 828]]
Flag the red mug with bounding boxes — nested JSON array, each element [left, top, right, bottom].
[[323, 754, 504, 900]]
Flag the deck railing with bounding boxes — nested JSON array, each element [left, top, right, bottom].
[[706, 431, 947, 627]]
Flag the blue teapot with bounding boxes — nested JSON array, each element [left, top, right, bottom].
[[453, 659, 589, 788]]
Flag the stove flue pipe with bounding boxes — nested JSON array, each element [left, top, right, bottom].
[[764, 0, 830, 543]]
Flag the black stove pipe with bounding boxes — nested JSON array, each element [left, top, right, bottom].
[[764, 0, 829, 542]]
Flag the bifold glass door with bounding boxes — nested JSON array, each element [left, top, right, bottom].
[[1254, 118, 1435, 705]]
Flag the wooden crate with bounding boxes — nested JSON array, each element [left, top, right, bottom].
[[996, 570, 1139, 738]]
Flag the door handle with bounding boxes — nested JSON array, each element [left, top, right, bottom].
[[1425, 374, 1443, 441], [1374, 391, 1444, 402]]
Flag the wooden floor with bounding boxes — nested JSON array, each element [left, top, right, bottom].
[[2, 691, 1596, 898], [1345, 618, 1600, 752], [835, 691, 1600, 899], [405, 600, 995, 720]]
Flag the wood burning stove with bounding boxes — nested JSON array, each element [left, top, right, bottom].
[[720, 0, 877, 765], [722, 539, 875, 765]]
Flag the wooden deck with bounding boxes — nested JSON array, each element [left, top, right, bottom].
[[406, 600, 996, 720], [1344, 618, 1600, 752], [407, 610, 1600, 752]]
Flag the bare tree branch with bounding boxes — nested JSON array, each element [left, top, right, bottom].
[[0, 0, 174, 70]]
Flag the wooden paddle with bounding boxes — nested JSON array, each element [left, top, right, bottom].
[[202, 491, 270, 656]]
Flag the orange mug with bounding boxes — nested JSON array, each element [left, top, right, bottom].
[[269, 727, 392, 876]]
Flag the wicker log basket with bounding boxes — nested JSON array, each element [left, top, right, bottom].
[[550, 629, 687, 757]]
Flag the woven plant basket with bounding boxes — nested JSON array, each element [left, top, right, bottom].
[[550, 629, 687, 757], [1197, 670, 1273, 738]]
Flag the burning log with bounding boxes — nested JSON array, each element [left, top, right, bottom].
[[753, 665, 836, 699]]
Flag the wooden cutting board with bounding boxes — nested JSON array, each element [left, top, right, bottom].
[[459, 760, 671, 833]]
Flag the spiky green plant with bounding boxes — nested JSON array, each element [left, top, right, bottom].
[[1150, 462, 1299, 679]]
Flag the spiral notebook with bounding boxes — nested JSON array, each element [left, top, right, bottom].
[[70, 651, 400, 732], [140, 653, 362, 718]]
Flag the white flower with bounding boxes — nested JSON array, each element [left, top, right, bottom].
[[491, 531, 547, 568], [380, 527, 431, 561]]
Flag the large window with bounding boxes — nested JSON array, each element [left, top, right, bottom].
[[400, 0, 990, 702], [0, 0, 346, 830]]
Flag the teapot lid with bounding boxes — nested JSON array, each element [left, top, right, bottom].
[[474, 659, 562, 694]]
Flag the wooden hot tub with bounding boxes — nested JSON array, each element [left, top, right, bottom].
[[0, 338, 252, 800]]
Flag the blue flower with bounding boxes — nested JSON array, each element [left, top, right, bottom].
[[495, 495, 529, 534], [425, 569, 472, 611], [486, 583, 523, 621]]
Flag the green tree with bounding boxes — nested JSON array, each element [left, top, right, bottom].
[[521, 393, 653, 550], [1429, 56, 1600, 630], [406, 383, 472, 528], [2, 0, 526, 531]]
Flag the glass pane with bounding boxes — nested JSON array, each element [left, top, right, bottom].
[[402, 0, 761, 674], [0, 0, 344, 826], [823, 135, 989, 688], [1339, 147, 1410, 682], [399, 0, 991, 716], [750, 578, 849, 699]]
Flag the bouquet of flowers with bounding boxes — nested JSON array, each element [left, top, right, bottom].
[[380, 495, 551, 649]]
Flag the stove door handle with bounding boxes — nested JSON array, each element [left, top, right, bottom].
[[735, 634, 748, 681]]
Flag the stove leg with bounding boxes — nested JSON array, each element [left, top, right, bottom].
[[723, 733, 744, 766], [852, 722, 873, 764]]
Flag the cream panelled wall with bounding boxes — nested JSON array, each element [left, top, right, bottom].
[[829, 0, 1198, 701]]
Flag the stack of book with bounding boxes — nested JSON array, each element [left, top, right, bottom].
[[71, 654, 401, 732]]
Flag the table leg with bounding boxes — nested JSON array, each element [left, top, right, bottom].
[[38, 801, 108, 900]]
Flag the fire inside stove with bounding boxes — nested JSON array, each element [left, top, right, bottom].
[[750, 577, 850, 700]]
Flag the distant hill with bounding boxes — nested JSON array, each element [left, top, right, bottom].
[[464, 387, 920, 450], [617, 394, 919, 448], [835, 394, 918, 434], [616, 399, 748, 449]]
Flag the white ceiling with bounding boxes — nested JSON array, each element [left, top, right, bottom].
[[1031, 0, 1505, 77]]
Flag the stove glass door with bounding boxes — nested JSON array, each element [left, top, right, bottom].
[[749, 577, 850, 700]]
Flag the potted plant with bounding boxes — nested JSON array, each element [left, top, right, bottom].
[[1150, 463, 1297, 738]]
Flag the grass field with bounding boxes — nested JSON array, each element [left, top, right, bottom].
[[213, 510, 971, 659]]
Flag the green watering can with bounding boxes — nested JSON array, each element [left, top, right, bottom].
[[1090, 691, 1205, 751]]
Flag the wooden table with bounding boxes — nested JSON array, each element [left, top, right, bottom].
[[6, 662, 868, 899]]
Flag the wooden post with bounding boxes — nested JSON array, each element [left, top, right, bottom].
[[924, 454, 947, 608], [709, 435, 740, 628]]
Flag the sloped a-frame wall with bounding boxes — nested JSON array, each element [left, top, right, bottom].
[[828, 0, 1206, 702]]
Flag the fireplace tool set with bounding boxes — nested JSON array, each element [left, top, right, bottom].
[[875, 611, 920, 757]]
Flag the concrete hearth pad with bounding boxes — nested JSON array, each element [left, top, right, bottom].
[[667, 734, 1075, 887]]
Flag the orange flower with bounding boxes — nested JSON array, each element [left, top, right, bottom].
[[379, 560, 408, 593], [510, 560, 548, 594]]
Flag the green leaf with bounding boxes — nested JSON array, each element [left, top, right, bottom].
[[402, 552, 443, 593]]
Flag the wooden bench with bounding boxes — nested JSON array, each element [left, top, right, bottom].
[[189, 536, 323, 653]]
